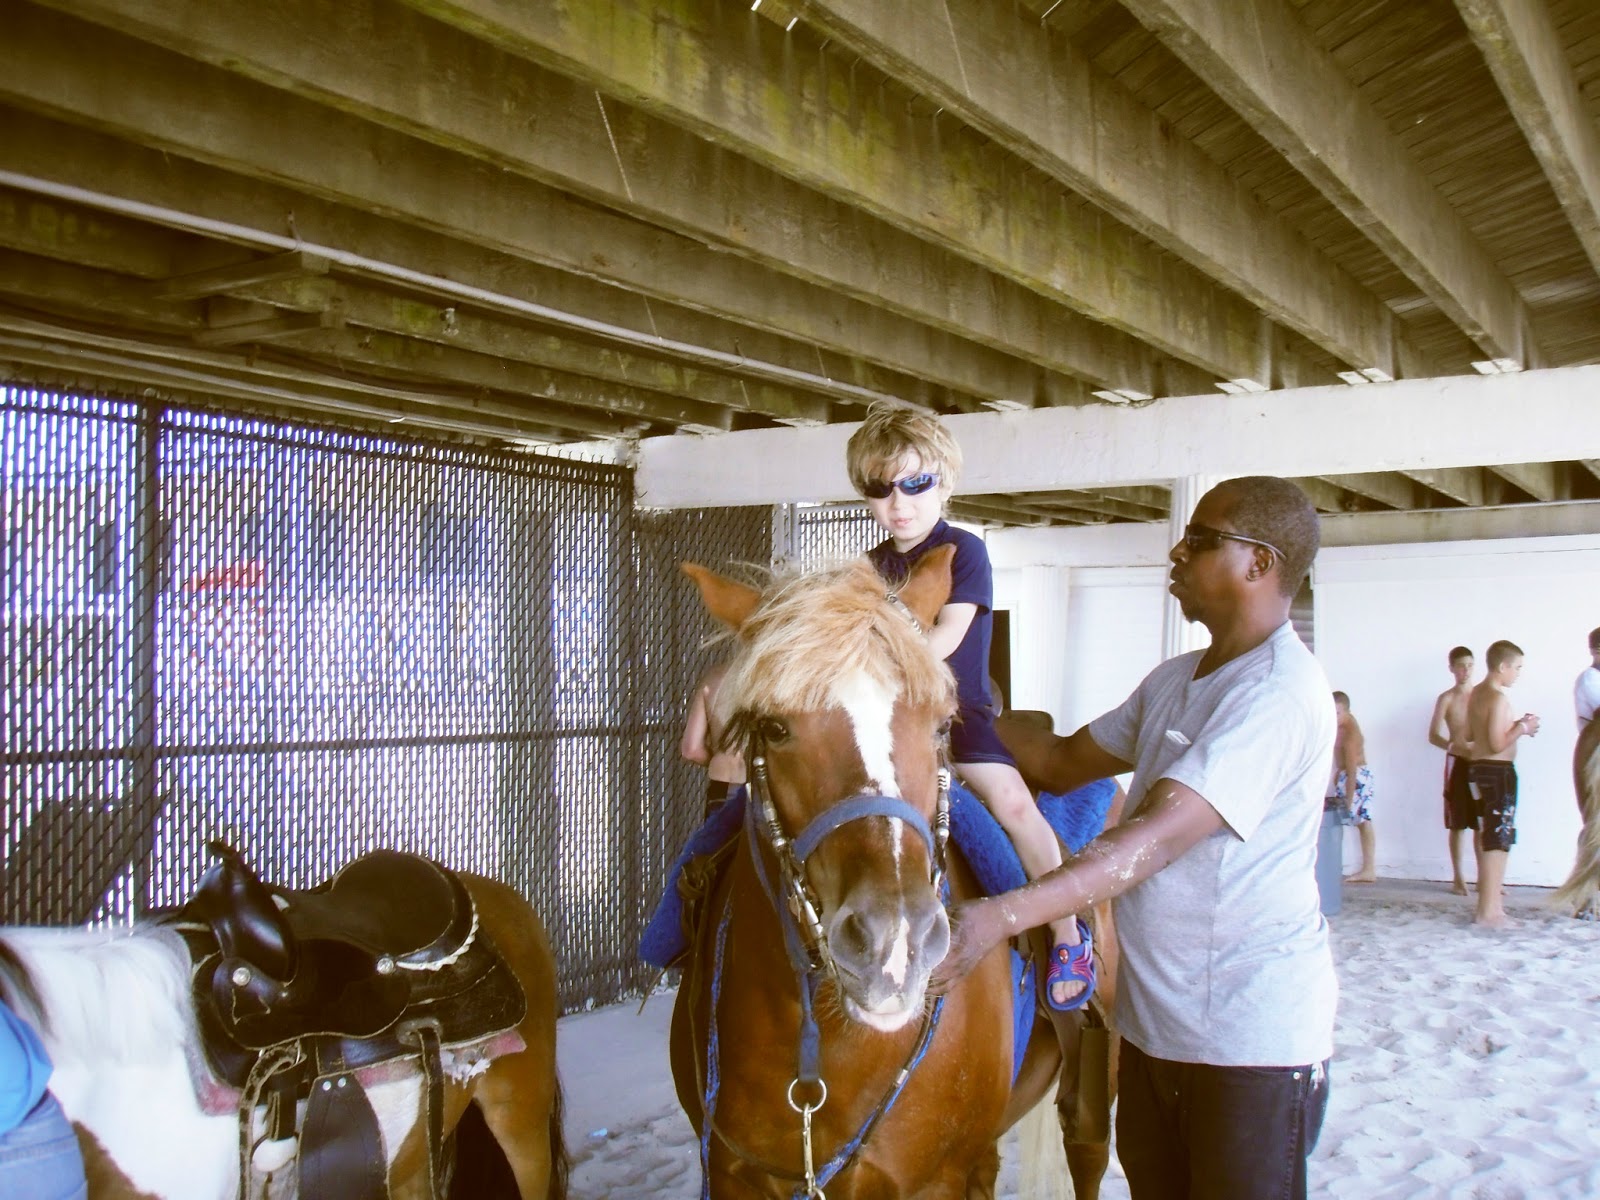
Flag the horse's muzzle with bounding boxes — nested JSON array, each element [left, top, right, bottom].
[[826, 885, 950, 1030]]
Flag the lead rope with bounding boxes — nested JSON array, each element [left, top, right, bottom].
[[698, 894, 735, 1200]]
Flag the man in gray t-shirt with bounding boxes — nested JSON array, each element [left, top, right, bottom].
[[933, 476, 1337, 1200]]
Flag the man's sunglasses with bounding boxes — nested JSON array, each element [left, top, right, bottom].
[[862, 472, 941, 499], [1182, 523, 1284, 560]]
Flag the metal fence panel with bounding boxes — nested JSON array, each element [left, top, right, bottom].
[[1, 386, 774, 1011]]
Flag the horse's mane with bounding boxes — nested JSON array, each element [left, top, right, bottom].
[[717, 557, 954, 722], [0, 924, 195, 1064]]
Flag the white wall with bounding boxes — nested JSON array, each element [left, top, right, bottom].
[[991, 523, 1597, 887], [1315, 536, 1598, 886]]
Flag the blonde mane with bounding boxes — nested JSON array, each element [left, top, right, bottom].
[[716, 558, 954, 722]]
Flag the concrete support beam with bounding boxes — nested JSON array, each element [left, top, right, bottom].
[[192, 308, 341, 347], [1488, 461, 1564, 502], [1399, 466, 1489, 507], [1121, 0, 1532, 364], [1456, 0, 1600, 280], [799, 0, 1439, 378], [636, 364, 1600, 508], [1314, 473, 1418, 511]]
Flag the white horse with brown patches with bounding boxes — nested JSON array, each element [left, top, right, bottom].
[[0, 868, 566, 1199]]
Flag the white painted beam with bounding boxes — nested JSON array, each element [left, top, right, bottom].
[[985, 500, 1600, 571], [635, 365, 1600, 508]]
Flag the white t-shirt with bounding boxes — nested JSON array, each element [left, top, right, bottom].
[[1088, 622, 1338, 1067], [1575, 666, 1600, 725]]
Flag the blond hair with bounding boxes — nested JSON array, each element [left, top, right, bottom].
[[845, 402, 963, 496]]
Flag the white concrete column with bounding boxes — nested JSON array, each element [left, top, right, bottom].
[[1161, 474, 1221, 660]]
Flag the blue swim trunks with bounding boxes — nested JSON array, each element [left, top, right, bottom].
[[1335, 765, 1374, 826]]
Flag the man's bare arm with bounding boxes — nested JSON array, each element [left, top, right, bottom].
[[997, 719, 1131, 794], [931, 779, 1222, 988]]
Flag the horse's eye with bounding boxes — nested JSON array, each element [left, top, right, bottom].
[[937, 719, 953, 739], [756, 716, 791, 744]]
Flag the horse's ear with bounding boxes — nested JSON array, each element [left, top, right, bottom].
[[681, 562, 762, 631], [898, 544, 955, 629]]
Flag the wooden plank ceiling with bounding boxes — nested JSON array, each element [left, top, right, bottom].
[[2, 0, 1599, 527]]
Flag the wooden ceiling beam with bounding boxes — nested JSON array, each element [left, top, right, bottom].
[[154, 250, 330, 300], [0, 314, 635, 441], [1121, 0, 1533, 365], [0, 186, 180, 277], [0, 172, 975, 417], [236, 277, 829, 427], [283, 325, 736, 434], [1455, 0, 1600, 280], [0, 250, 739, 434], [16, 3, 1145, 405], [798, 0, 1437, 380], [376, 0, 1292, 386]]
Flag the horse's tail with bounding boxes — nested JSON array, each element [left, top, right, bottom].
[[547, 1069, 571, 1200], [1553, 725, 1600, 914]]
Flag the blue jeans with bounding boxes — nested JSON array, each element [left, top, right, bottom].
[[0, 1092, 87, 1200], [1116, 1040, 1330, 1200]]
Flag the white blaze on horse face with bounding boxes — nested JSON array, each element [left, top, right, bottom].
[[832, 667, 915, 991], [831, 667, 904, 807]]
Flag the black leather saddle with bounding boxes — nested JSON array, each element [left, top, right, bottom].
[[167, 842, 528, 1200]]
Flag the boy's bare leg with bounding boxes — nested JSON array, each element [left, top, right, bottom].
[[1347, 822, 1377, 882], [1448, 828, 1471, 895], [1473, 848, 1512, 928], [958, 759, 1086, 1005]]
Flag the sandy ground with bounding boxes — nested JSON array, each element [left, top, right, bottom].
[[555, 879, 1600, 1198]]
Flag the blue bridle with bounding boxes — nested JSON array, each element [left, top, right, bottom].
[[698, 740, 953, 1199]]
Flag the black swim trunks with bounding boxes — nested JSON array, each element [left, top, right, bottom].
[[1444, 754, 1476, 831], [1467, 760, 1518, 852]]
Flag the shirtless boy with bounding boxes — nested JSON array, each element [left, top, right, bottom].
[[1332, 691, 1376, 882], [1466, 640, 1540, 928], [1428, 646, 1477, 895]]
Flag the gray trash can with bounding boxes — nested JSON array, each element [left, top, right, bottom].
[[1315, 803, 1343, 917]]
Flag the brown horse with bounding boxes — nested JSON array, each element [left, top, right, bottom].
[[670, 548, 1114, 1198], [0, 863, 568, 1199], [1554, 716, 1600, 919]]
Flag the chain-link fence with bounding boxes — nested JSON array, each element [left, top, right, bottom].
[[1, 385, 769, 1010]]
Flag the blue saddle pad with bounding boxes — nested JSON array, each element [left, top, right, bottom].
[[639, 777, 1118, 1083]]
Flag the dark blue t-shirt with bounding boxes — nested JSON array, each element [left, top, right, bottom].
[[868, 520, 994, 716]]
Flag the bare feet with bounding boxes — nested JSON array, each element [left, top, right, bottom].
[[1472, 911, 1514, 929], [1450, 880, 1469, 896], [1344, 873, 1377, 884]]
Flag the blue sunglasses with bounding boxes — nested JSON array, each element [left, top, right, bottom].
[[862, 472, 941, 499]]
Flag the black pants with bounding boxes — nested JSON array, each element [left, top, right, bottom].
[[1116, 1040, 1330, 1200]]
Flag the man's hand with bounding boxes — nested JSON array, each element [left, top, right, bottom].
[[929, 897, 1011, 993], [1520, 713, 1541, 737]]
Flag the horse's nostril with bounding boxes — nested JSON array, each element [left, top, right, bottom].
[[836, 910, 872, 960]]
